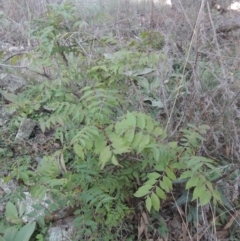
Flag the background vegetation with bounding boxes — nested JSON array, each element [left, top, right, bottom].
[[0, 0, 240, 240]]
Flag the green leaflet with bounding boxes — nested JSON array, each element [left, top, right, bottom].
[[146, 116, 154, 132], [124, 128, 135, 144], [147, 172, 161, 179], [111, 155, 121, 166], [186, 176, 200, 189], [162, 176, 172, 190], [165, 167, 176, 180], [131, 132, 143, 149], [3, 227, 18, 241], [5, 202, 21, 225], [192, 185, 207, 201], [74, 143, 85, 159], [134, 185, 152, 197], [44, 178, 67, 187], [99, 145, 112, 168], [94, 135, 107, 154], [137, 134, 150, 152], [151, 192, 160, 211], [154, 127, 166, 139], [199, 191, 212, 206], [155, 163, 165, 172], [145, 196, 152, 212], [19, 172, 30, 185], [30, 185, 47, 200], [13, 222, 36, 241], [153, 147, 160, 162], [192, 162, 204, 172], [126, 111, 136, 128], [155, 186, 166, 200], [144, 179, 158, 186], [160, 180, 170, 192], [110, 134, 130, 149], [180, 170, 193, 179], [115, 119, 131, 135], [136, 113, 146, 130], [205, 181, 214, 191]]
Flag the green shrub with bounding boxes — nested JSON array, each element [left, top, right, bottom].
[[0, 2, 223, 240]]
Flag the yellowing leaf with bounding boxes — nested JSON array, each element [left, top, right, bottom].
[[60, 153, 67, 173], [145, 196, 152, 212], [11, 55, 21, 65], [151, 192, 160, 211]]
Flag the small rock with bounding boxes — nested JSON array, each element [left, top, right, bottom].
[[0, 74, 26, 93], [0, 179, 16, 194], [15, 118, 36, 142], [46, 217, 76, 241], [18, 192, 50, 223], [0, 106, 16, 126]]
